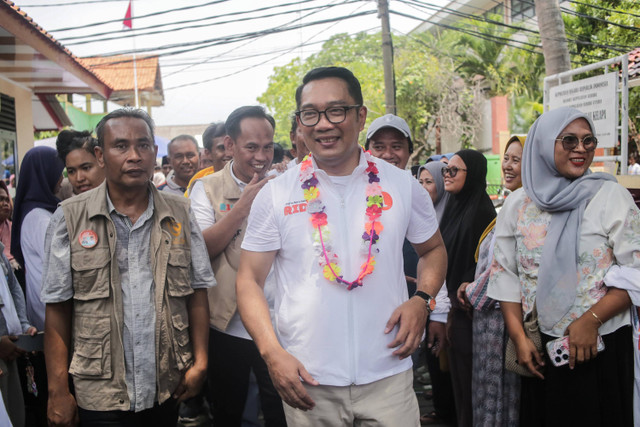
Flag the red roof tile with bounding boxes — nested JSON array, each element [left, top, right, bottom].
[[80, 55, 160, 92]]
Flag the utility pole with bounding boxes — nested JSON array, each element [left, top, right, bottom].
[[377, 0, 396, 115]]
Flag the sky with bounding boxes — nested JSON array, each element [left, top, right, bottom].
[[17, 0, 446, 127]]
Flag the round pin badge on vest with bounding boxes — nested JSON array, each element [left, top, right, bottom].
[[78, 230, 98, 249]]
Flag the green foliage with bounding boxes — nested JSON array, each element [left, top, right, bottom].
[[257, 58, 305, 147], [34, 130, 58, 140], [564, 0, 640, 124]]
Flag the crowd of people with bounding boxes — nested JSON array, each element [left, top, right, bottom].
[[0, 65, 637, 427]]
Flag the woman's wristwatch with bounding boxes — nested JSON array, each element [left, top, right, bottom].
[[413, 290, 436, 314]]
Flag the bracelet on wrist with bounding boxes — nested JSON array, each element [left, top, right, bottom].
[[588, 309, 604, 327]]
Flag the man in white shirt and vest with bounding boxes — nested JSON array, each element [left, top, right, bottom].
[[189, 106, 286, 426], [237, 67, 448, 426]]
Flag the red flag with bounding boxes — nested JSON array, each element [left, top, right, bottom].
[[123, 0, 133, 29]]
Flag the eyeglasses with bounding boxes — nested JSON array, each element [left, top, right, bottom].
[[555, 135, 598, 152], [441, 166, 467, 177], [296, 105, 361, 127]]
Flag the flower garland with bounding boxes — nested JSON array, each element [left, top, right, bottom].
[[300, 152, 384, 290]]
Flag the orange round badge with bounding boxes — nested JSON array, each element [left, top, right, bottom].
[[381, 191, 393, 210], [78, 230, 98, 249]]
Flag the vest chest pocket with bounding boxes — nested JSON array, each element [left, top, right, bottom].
[[171, 312, 193, 371], [69, 315, 111, 379], [71, 248, 110, 300], [166, 249, 193, 297]]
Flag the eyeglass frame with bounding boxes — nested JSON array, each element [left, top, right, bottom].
[[295, 105, 362, 127], [441, 166, 468, 178], [555, 134, 598, 152]]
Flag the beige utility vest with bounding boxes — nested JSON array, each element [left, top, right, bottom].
[[200, 162, 245, 331], [61, 182, 194, 411]]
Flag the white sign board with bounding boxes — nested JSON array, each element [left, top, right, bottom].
[[549, 72, 617, 148]]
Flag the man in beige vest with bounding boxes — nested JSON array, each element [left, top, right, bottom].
[[41, 108, 214, 426], [189, 105, 286, 426]]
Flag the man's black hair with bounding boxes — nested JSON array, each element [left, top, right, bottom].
[[294, 67, 363, 110], [202, 122, 226, 152], [167, 134, 198, 157], [56, 130, 99, 163], [95, 108, 155, 147], [225, 106, 275, 140], [289, 114, 298, 134], [273, 142, 284, 164]]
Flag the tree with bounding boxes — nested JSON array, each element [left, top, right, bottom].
[[454, 15, 518, 97], [257, 58, 305, 146], [564, 0, 640, 126], [534, 0, 571, 80]]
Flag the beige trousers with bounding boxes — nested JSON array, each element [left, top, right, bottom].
[[283, 368, 419, 427]]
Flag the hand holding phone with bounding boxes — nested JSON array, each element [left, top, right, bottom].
[[546, 335, 604, 367], [14, 332, 44, 352]]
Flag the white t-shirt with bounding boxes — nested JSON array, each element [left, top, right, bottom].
[[629, 163, 640, 175], [21, 208, 52, 331], [242, 152, 439, 386]]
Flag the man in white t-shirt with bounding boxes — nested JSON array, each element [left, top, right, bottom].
[[237, 67, 447, 426], [188, 106, 285, 425]]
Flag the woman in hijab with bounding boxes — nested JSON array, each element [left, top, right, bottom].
[[457, 136, 524, 426], [418, 161, 450, 222], [439, 149, 496, 427], [11, 146, 64, 331], [488, 107, 638, 426], [417, 160, 455, 426]]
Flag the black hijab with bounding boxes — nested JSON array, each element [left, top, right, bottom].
[[11, 146, 64, 267], [439, 149, 496, 305]]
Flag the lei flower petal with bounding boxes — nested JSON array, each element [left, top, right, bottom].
[[365, 162, 379, 174], [366, 205, 382, 220], [300, 149, 383, 291], [307, 199, 325, 214], [365, 221, 384, 235], [299, 167, 314, 182], [357, 257, 376, 281], [323, 263, 341, 281], [310, 212, 328, 227], [365, 183, 383, 197], [362, 230, 379, 244], [302, 176, 319, 190], [366, 195, 383, 207], [304, 187, 319, 201]]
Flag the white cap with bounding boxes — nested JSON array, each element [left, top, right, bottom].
[[366, 114, 412, 140]]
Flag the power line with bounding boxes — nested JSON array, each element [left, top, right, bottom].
[[398, 0, 635, 52], [390, 8, 611, 66], [163, 5, 375, 91], [48, 0, 231, 33], [164, 0, 342, 77], [61, 0, 360, 47], [164, 27, 379, 91], [81, 10, 378, 58], [20, 0, 127, 6], [567, 0, 640, 19], [57, 0, 329, 44]]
